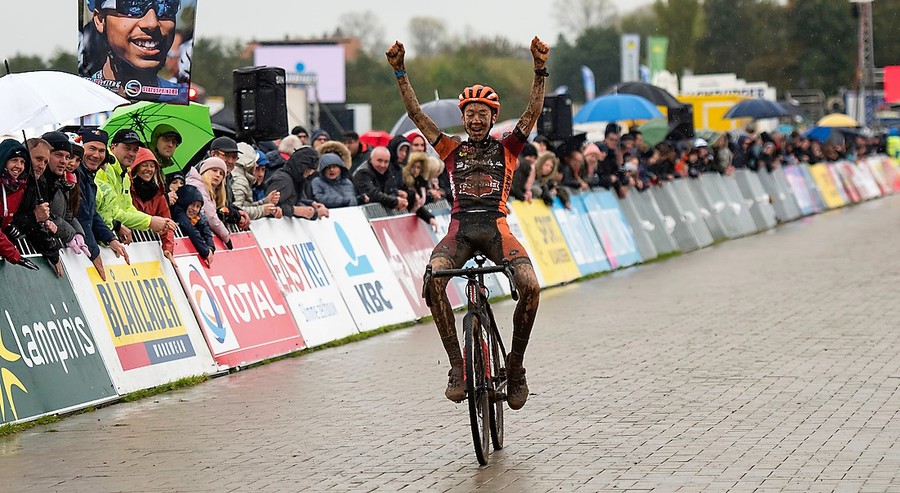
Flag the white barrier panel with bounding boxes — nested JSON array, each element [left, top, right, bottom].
[[616, 193, 659, 261], [668, 180, 715, 247], [305, 208, 416, 331], [770, 168, 804, 219], [61, 243, 218, 394], [734, 170, 777, 230], [757, 169, 800, 222], [650, 185, 704, 252], [719, 174, 761, 235], [629, 190, 680, 255], [687, 177, 728, 240], [250, 218, 359, 348]]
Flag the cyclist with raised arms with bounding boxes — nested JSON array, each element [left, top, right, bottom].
[[386, 36, 549, 410]]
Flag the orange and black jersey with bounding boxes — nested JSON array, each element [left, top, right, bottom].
[[433, 129, 527, 216]]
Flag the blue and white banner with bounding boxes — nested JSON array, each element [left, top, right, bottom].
[[583, 191, 643, 269], [551, 195, 611, 276]]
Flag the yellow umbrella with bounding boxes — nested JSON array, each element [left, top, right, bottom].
[[817, 113, 860, 128]]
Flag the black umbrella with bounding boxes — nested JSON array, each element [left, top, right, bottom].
[[724, 99, 790, 120], [602, 82, 682, 109]]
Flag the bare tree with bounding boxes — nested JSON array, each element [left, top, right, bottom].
[[409, 17, 447, 57], [337, 11, 386, 55], [553, 0, 618, 38]]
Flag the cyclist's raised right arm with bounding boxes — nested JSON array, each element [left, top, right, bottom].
[[386, 41, 442, 145]]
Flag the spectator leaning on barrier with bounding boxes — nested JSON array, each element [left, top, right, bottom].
[[251, 150, 269, 202], [74, 128, 130, 281], [511, 143, 538, 202], [26, 138, 51, 182], [425, 156, 447, 203], [534, 150, 570, 208], [130, 147, 178, 261], [171, 184, 215, 267], [186, 156, 232, 249], [1, 139, 42, 271], [267, 146, 328, 220], [352, 146, 408, 212], [99, 129, 174, 243], [232, 142, 281, 220], [207, 136, 250, 230], [386, 135, 411, 189], [264, 134, 303, 184], [559, 147, 590, 192], [311, 151, 358, 209], [38, 132, 90, 264], [400, 151, 438, 230]]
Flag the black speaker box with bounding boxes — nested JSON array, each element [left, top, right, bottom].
[[667, 104, 695, 141], [537, 95, 573, 141], [233, 66, 288, 141]]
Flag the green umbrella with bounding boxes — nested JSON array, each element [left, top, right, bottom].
[[102, 101, 214, 175], [638, 118, 669, 146]]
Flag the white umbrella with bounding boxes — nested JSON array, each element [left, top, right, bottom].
[[0, 71, 129, 135]]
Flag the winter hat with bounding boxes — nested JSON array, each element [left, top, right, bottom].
[[310, 129, 330, 143], [132, 147, 158, 171], [42, 131, 73, 154], [78, 127, 108, 146], [318, 153, 344, 172], [520, 143, 538, 158], [236, 142, 259, 170], [255, 150, 270, 166], [199, 156, 227, 175], [583, 143, 602, 158], [693, 138, 709, 148], [66, 133, 84, 158]]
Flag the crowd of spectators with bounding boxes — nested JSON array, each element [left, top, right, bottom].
[[510, 122, 892, 206], [0, 119, 891, 276]]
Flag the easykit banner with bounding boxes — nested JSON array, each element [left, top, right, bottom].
[[508, 200, 580, 286], [582, 191, 643, 269], [173, 232, 305, 369], [369, 215, 463, 319], [783, 166, 817, 216], [550, 195, 611, 276], [61, 243, 217, 394], [808, 164, 845, 209], [305, 209, 416, 332], [250, 218, 358, 348], [78, 0, 195, 104], [0, 258, 117, 425], [427, 204, 507, 301]]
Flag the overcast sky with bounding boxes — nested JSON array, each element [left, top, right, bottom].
[[3, 0, 654, 59]]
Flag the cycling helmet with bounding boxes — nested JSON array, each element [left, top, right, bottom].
[[458, 84, 500, 113]]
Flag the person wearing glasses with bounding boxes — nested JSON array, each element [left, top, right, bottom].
[[87, 0, 187, 103]]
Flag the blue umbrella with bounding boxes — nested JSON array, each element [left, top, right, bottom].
[[724, 99, 789, 120], [802, 126, 863, 143], [573, 94, 664, 123]]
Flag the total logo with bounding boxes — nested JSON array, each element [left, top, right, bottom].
[[0, 323, 26, 423], [187, 265, 239, 353]]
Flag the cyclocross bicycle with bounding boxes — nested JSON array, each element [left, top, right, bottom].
[[424, 254, 519, 465]]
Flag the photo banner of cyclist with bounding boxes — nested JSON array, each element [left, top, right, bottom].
[[78, 0, 196, 104]]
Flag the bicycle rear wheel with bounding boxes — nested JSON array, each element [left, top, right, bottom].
[[489, 322, 505, 450], [463, 312, 491, 465]]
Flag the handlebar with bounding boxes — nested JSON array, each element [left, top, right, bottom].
[[422, 259, 519, 305]]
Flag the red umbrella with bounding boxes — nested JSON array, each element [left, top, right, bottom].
[[359, 130, 392, 148]]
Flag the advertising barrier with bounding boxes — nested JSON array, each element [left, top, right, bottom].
[[783, 166, 817, 216], [828, 163, 856, 204], [504, 208, 548, 288], [771, 168, 804, 219], [251, 219, 359, 348], [370, 214, 463, 319], [808, 164, 846, 209], [582, 191, 643, 269], [306, 208, 416, 331], [173, 232, 304, 369], [508, 200, 580, 286], [0, 258, 117, 425], [62, 243, 218, 394], [799, 164, 829, 211], [551, 195, 612, 275]]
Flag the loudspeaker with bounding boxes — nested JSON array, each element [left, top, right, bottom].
[[667, 104, 695, 141], [233, 66, 287, 141], [537, 95, 573, 141]]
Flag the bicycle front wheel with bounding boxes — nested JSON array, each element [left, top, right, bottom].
[[464, 312, 491, 465], [489, 321, 505, 450]]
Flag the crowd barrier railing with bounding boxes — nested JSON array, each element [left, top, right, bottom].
[[1, 156, 898, 425]]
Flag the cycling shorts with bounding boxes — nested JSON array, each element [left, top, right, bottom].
[[431, 212, 531, 268]]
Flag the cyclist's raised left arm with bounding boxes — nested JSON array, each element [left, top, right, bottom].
[[386, 41, 442, 145], [515, 37, 550, 139]]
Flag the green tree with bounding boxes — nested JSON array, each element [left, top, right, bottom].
[[551, 26, 621, 103], [652, 0, 702, 76], [3, 54, 47, 73], [190, 38, 251, 106], [787, 0, 856, 94], [872, 0, 900, 74]]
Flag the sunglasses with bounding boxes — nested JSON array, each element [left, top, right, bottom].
[[113, 0, 180, 20]]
